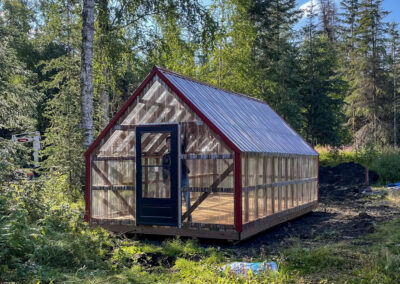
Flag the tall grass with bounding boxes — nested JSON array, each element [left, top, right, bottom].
[[316, 145, 400, 184]]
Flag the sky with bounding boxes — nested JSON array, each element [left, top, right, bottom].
[[297, 0, 400, 25]]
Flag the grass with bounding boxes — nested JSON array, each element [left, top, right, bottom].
[[2, 169, 400, 282], [316, 145, 400, 184]]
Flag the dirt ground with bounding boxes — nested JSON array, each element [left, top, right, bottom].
[[234, 163, 400, 257]]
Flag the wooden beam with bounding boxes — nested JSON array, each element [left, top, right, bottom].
[[242, 178, 318, 192], [181, 153, 233, 160], [271, 157, 275, 214], [244, 155, 249, 223], [92, 162, 111, 186], [92, 185, 134, 190], [254, 157, 259, 219], [93, 156, 135, 161], [262, 156, 267, 216], [182, 163, 234, 221], [182, 187, 234, 193]]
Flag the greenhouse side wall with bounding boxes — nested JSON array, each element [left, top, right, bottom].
[[241, 152, 318, 236]]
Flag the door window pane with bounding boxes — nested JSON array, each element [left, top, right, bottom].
[[141, 132, 171, 198]]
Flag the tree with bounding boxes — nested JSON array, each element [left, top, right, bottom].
[[38, 0, 84, 191], [387, 23, 400, 146], [0, 0, 40, 136], [319, 0, 337, 41], [300, 1, 346, 145], [249, 0, 303, 131], [196, 0, 258, 96], [339, 0, 360, 136], [346, 0, 389, 146], [81, 0, 95, 148]]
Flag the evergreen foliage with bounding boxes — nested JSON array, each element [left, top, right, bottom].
[[300, 1, 347, 146], [250, 0, 304, 131], [0, 1, 40, 134], [38, 0, 84, 191]]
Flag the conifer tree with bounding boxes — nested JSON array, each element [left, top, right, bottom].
[[339, 0, 360, 136], [0, 0, 40, 135], [39, 0, 84, 191], [347, 0, 389, 146], [249, 0, 303, 131], [387, 23, 400, 146], [300, 1, 346, 145]]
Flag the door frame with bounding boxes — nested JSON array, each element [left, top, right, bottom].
[[135, 123, 181, 227]]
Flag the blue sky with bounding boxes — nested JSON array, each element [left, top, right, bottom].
[[297, 0, 400, 24]]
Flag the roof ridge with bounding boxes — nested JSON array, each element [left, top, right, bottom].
[[155, 66, 269, 106]]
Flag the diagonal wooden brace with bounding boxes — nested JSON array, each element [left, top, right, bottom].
[[182, 163, 234, 221], [92, 163, 134, 216]]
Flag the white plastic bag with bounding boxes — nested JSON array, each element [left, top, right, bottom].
[[221, 261, 277, 276]]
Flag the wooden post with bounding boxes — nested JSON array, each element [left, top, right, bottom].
[[262, 155, 267, 217], [285, 157, 289, 210], [244, 154, 249, 223], [290, 157, 295, 208], [254, 156, 259, 219], [271, 156, 275, 214], [278, 156, 282, 212]]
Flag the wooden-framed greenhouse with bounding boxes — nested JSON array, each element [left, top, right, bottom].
[[85, 66, 319, 241]]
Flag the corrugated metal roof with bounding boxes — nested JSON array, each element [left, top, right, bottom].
[[158, 68, 318, 156]]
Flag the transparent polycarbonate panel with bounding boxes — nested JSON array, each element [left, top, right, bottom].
[[91, 190, 134, 221], [182, 192, 234, 225], [97, 130, 135, 157], [241, 153, 319, 224], [92, 160, 134, 186], [94, 77, 233, 161], [183, 158, 234, 189], [181, 158, 234, 225], [140, 132, 170, 198]]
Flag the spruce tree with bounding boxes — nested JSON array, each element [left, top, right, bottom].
[[38, 0, 84, 191], [249, 0, 303, 131], [347, 0, 389, 146], [300, 1, 346, 145], [387, 23, 400, 146], [0, 1, 40, 135], [339, 0, 360, 136]]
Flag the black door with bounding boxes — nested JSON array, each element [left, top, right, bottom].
[[136, 124, 179, 226]]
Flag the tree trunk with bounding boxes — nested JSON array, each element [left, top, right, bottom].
[[81, 0, 95, 148]]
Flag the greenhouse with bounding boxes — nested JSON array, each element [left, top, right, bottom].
[[84, 66, 319, 240]]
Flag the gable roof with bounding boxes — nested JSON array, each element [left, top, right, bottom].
[[86, 66, 317, 157], [158, 67, 317, 156]]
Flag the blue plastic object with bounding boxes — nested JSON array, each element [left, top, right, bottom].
[[221, 261, 278, 276]]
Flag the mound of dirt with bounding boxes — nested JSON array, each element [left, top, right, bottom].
[[319, 162, 378, 187]]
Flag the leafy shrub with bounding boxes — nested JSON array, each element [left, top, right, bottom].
[[369, 149, 400, 184], [0, 176, 114, 281], [317, 145, 400, 184]]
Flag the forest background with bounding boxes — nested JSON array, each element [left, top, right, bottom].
[[1, 0, 400, 282], [2, 0, 400, 189]]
